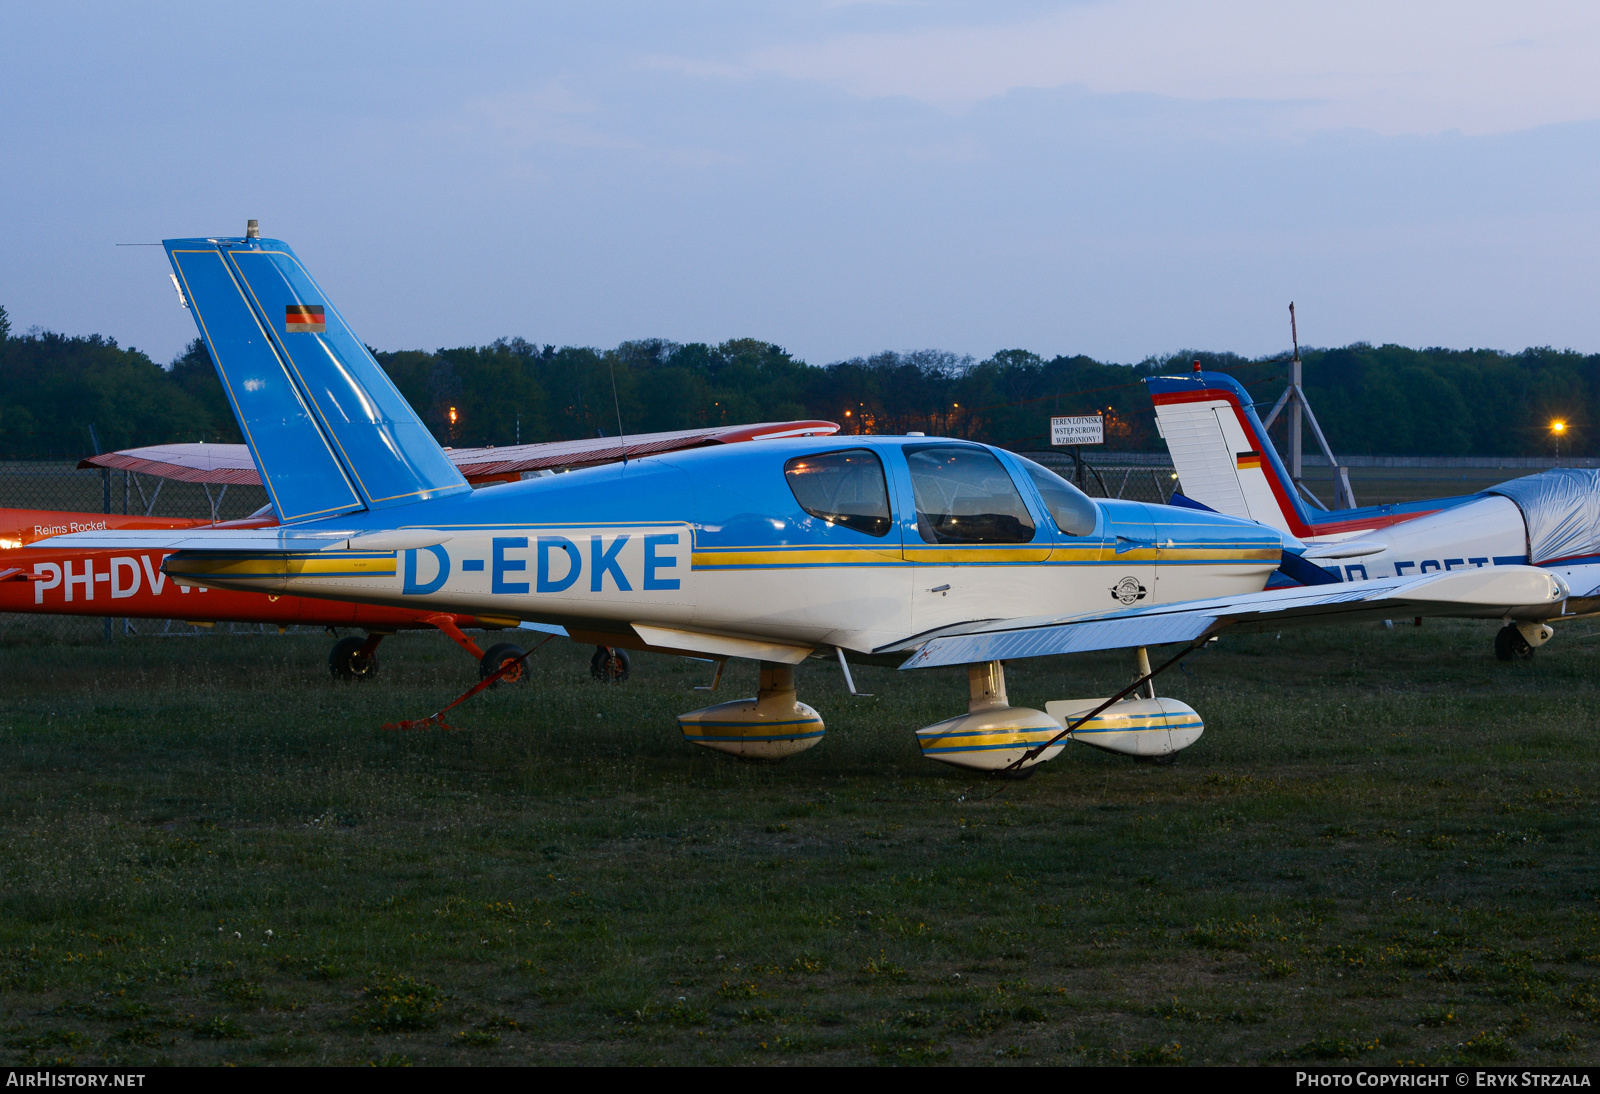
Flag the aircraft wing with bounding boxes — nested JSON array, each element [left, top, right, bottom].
[[892, 565, 1568, 669], [26, 526, 448, 552], [77, 421, 840, 487]]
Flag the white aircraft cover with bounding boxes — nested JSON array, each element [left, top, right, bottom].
[[1487, 469, 1600, 565]]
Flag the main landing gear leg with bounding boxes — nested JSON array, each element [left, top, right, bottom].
[[676, 660, 825, 760], [1495, 622, 1552, 662], [590, 646, 632, 683], [330, 631, 386, 680], [913, 660, 1061, 776]]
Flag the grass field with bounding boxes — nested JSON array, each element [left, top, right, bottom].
[[2, 618, 1600, 1066]]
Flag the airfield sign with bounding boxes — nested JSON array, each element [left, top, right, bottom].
[[1051, 414, 1104, 446]]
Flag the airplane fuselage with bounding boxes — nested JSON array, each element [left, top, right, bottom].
[[163, 437, 1287, 657]]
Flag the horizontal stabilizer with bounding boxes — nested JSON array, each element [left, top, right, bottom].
[[1302, 539, 1387, 559]]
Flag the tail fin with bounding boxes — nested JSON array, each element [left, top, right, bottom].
[[1145, 371, 1315, 537], [165, 234, 467, 523]]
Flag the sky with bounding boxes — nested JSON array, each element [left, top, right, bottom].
[[2, 1, 1599, 367]]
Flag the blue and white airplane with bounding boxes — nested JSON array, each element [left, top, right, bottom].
[[38, 230, 1574, 774], [1148, 369, 1600, 662]]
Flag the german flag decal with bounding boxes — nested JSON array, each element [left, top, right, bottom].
[[285, 304, 326, 334], [1236, 450, 1262, 470]]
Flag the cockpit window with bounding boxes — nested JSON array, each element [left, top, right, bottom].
[[1014, 455, 1099, 536], [784, 449, 893, 538], [905, 444, 1036, 544]]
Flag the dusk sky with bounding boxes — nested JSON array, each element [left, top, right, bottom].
[[4, 2, 1599, 367]]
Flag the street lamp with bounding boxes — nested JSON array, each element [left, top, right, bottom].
[[1551, 419, 1566, 462]]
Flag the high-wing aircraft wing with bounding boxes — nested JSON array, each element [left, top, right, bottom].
[[891, 565, 1568, 668], [77, 422, 840, 488]]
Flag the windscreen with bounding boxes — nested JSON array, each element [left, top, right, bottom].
[[1014, 455, 1099, 536], [906, 444, 1036, 544], [784, 449, 893, 537]]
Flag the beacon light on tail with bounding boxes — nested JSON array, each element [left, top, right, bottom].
[[34, 226, 1581, 779]]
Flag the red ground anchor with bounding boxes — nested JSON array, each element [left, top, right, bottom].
[[381, 634, 554, 731]]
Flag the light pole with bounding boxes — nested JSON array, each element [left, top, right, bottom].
[[1551, 420, 1566, 463]]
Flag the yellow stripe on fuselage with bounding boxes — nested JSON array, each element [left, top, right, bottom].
[[165, 553, 397, 579]]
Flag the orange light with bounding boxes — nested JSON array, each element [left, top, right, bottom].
[[1551, 420, 1567, 434], [844, 410, 852, 417], [449, 407, 458, 424]]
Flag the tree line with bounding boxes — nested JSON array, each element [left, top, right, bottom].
[[0, 302, 1595, 460]]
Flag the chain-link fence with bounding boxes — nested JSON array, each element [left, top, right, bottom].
[[1018, 450, 1178, 503], [0, 460, 273, 644]]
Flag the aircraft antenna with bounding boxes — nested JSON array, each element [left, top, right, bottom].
[[1289, 302, 1302, 484], [608, 359, 628, 466]]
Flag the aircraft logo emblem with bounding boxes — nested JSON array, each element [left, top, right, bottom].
[[1110, 576, 1147, 604]]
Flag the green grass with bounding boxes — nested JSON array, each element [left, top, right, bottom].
[[1, 618, 1599, 1065]]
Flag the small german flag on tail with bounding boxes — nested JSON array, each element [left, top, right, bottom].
[[1236, 450, 1262, 470], [285, 304, 326, 334]]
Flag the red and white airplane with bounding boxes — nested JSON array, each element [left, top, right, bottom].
[[3, 421, 839, 681], [1147, 369, 1600, 660]]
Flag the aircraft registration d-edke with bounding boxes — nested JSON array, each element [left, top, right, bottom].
[[36, 228, 1575, 775]]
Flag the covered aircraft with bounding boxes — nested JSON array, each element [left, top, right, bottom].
[[37, 230, 1575, 775], [1148, 369, 1600, 661]]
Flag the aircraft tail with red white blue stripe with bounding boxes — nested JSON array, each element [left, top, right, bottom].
[[1144, 370, 1466, 541]]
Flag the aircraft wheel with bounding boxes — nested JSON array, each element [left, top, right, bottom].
[[479, 642, 529, 685], [590, 646, 631, 684], [329, 636, 379, 680], [1494, 625, 1534, 662]]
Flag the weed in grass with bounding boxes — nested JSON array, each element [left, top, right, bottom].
[[1416, 1007, 1457, 1027], [455, 1030, 500, 1047], [253, 1034, 316, 1059], [661, 1001, 709, 1026], [1537, 1031, 1584, 1052], [369, 1053, 413, 1067], [948, 1008, 1009, 1036], [1459, 1030, 1518, 1061], [858, 951, 906, 978], [874, 1039, 950, 1063], [1280, 1035, 1381, 1061], [1126, 1041, 1184, 1065], [111, 1025, 165, 1047], [788, 954, 825, 974], [1566, 981, 1600, 1019], [716, 980, 761, 1000], [354, 973, 443, 1032], [192, 1016, 250, 1040], [1185, 917, 1270, 951], [6, 1029, 90, 1052], [1259, 958, 1296, 979]]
